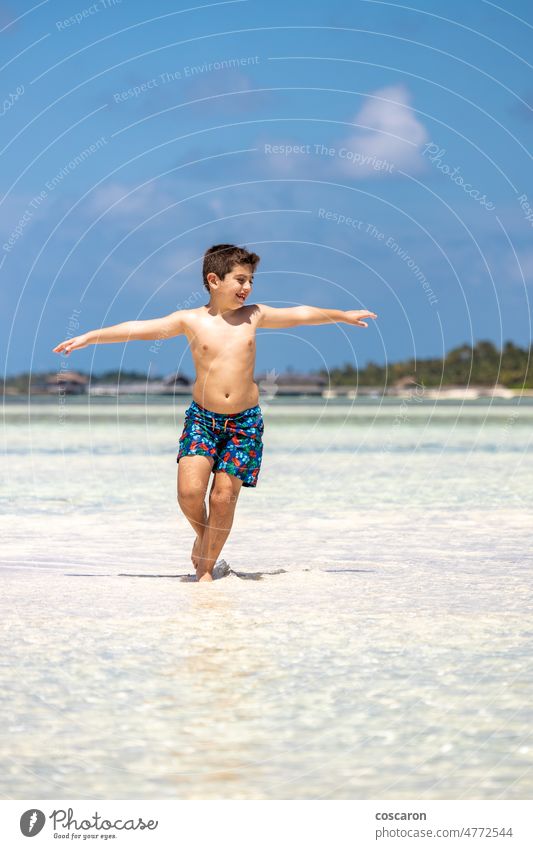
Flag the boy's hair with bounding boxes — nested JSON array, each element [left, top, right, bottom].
[[202, 244, 260, 291]]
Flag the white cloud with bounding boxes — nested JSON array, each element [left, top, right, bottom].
[[338, 83, 430, 178], [259, 84, 429, 181]]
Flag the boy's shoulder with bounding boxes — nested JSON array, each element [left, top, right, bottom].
[[177, 305, 205, 325], [244, 302, 265, 316], [244, 303, 276, 326], [242, 303, 268, 325], [182, 305, 205, 317]]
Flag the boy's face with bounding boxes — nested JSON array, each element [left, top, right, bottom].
[[209, 263, 254, 308]]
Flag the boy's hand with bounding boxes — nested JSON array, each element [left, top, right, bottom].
[[52, 332, 91, 356], [344, 310, 378, 328]]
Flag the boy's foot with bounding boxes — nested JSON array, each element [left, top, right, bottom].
[[197, 571, 213, 582], [191, 534, 203, 569]]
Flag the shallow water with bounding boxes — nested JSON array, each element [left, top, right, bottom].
[[1, 397, 532, 799]]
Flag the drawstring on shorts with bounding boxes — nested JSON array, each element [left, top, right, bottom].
[[211, 414, 231, 431]]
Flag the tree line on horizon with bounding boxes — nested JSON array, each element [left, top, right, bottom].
[[3, 340, 533, 392], [321, 340, 532, 388]]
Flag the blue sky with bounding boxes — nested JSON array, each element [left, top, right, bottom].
[[2, 0, 532, 378]]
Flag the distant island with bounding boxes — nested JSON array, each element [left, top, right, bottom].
[[3, 341, 532, 399], [321, 340, 532, 390]]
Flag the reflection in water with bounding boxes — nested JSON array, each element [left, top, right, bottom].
[[161, 586, 272, 794]]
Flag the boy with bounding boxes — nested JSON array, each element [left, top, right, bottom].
[[53, 243, 377, 582]]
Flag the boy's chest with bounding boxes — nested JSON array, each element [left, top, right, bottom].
[[191, 321, 256, 361]]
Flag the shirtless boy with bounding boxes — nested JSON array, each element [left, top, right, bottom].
[[53, 243, 377, 582]]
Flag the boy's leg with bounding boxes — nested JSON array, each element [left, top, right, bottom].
[[177, 455, 214, 568], [196, 470, 243, 582]]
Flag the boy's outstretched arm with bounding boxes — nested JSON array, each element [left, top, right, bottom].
[[52, 310, 187, 356], [256, 304, 377, 329]]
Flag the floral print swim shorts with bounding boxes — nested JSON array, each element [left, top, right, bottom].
[[177, 400, 264, 487]]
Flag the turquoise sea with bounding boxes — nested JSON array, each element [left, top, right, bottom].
[[1, 397, 532, 799]]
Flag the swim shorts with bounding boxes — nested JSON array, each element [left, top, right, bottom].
[[177, 400, 264, 487]]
